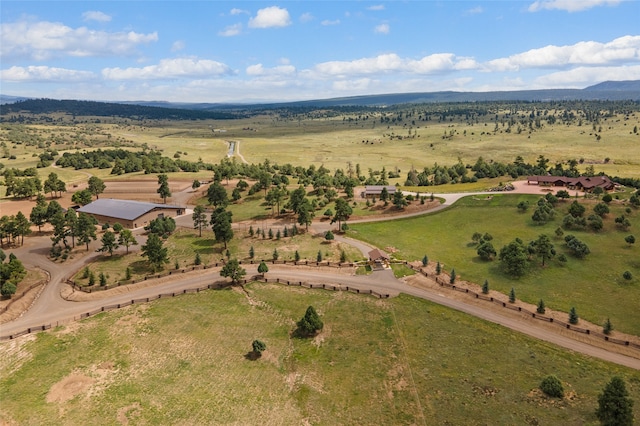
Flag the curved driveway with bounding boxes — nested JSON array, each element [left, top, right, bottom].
[[2, 187, 639, 371]]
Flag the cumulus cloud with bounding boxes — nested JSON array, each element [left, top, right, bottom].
[[312, 53, 479, 77], [230, 8, 248, 15], [534, 64, 640, 87], [102, 58, 233, 80], [246, 63, 296, 77], [248, 6, 291, 28], [82, 11, 112, 22], [0, 20, 157, 60], [219, 23, 242, 37], [486, 35, 640, 71], [1, 65, 95, 82], [374, 23, 390, 34], [528, 0, 621, 12]]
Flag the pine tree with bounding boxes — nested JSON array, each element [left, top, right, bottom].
[[537, 299, 546, 314], [99, 272, 107, 286], [248, 225, 254, 237], [436, 261, 441, 275], [272, 248, 279, 260], [317, 250, 323, 262], [596, 376, 634, 426], [449, 268, 456, 284], [249, 245, 255, 259], [482, 279, 489, 294], [194, 252, 202, 265], [509, 287, 516, 303], [422, 255, 428, 267], [294, 250, 301, 262], [569, 307, 579, 325], [296, 306, 323, 336], [603, 317, 613, 335]]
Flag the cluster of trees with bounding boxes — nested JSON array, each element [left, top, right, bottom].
[[0, 212, 31, 247], [55, 148, 214, 175], [0, 99, 242, 121], [0, 249, 27, 297], [404, 154, 619, 187]]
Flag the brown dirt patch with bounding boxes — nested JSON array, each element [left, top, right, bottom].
[[46, 372, 95, 404]]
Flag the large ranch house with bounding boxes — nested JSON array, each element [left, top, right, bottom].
[[77, 199, 185, 229], [526, 175, 615, 192]]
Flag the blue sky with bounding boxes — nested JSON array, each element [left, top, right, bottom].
[[1, 1, 639, 103]]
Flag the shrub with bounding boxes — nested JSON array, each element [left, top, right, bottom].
[[623, 271, 633, 280], [540, 375, 564, 398]]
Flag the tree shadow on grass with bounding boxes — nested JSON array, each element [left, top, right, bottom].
[[244, 351, 262, 361], [192, 238, 216, 247], [173, 232, 198, 240]]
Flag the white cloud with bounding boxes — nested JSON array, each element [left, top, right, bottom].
[[219, 23, 242, 37], [367, 5, 385, 11], [171, 40, 185, 52], [0, 20, 157, 60], [246, 63, 296, 77], [300, 12, 314, 23], [1, 65, 95, 82], [248, 6, 291, 29], [82, 11, 112, 22], [230, 8, 248, 15], [312, 53, 478, 77], [528, 0, 621, 12], [534, 65, 640, 87], [102, 58, 233, 80], [486, 35, 640, 71], [374, 23, 390, 34], [321, 19, 341, 26]]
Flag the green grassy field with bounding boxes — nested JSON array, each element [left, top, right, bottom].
[[349, 194, 640, 334], [1, 284, 638, 425], [72, 228, 364, 286]]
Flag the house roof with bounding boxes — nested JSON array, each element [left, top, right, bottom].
[[77, 199, 182, 221], [368, 248, 390, 261], [527, 175, 614, 189], [364, 185, 397, 194]]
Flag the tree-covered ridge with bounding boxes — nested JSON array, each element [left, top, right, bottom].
[[55, 148, 214, 174], [0, 99, 244, 121]]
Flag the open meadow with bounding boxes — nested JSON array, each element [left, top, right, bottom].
[[1, 284, 639, 425], [350, 194, 640, 334]]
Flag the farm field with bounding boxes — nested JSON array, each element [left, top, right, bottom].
[[349, 194, 640, 334], [1, 284, 639, 425]]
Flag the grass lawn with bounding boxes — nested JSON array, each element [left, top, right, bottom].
[[1, 284, 638, 425], [349, 194, 640, 334]]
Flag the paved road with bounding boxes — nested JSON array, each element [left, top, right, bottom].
[[2, 188, 640, 371]]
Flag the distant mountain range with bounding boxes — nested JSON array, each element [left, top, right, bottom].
[[1, 80, 639, 111]]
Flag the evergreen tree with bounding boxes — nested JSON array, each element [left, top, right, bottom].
[[435, 261, 441, 275], [192, 205, 208, 237], [272, 248, 279, 260], [194, 252, 202, 265], [537, 299, 546, 314], [294, 250, 301, 262], [569, 307, 579, 325], [141, 233, 169, 272], [296, 306, 323, 336], [258, 261, 269, 276], [157, 174, 171, 203], [317, 250, 323, 262], [603, 317, 613, 335], [449, 268, 456, 284], [596, 377, 634, 426], [482, 279, 489, 294], [251, 340, 266, 357], [249, 245, 255, 259], [422, 255, 428, 267], [509, 287, 516, 303]]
